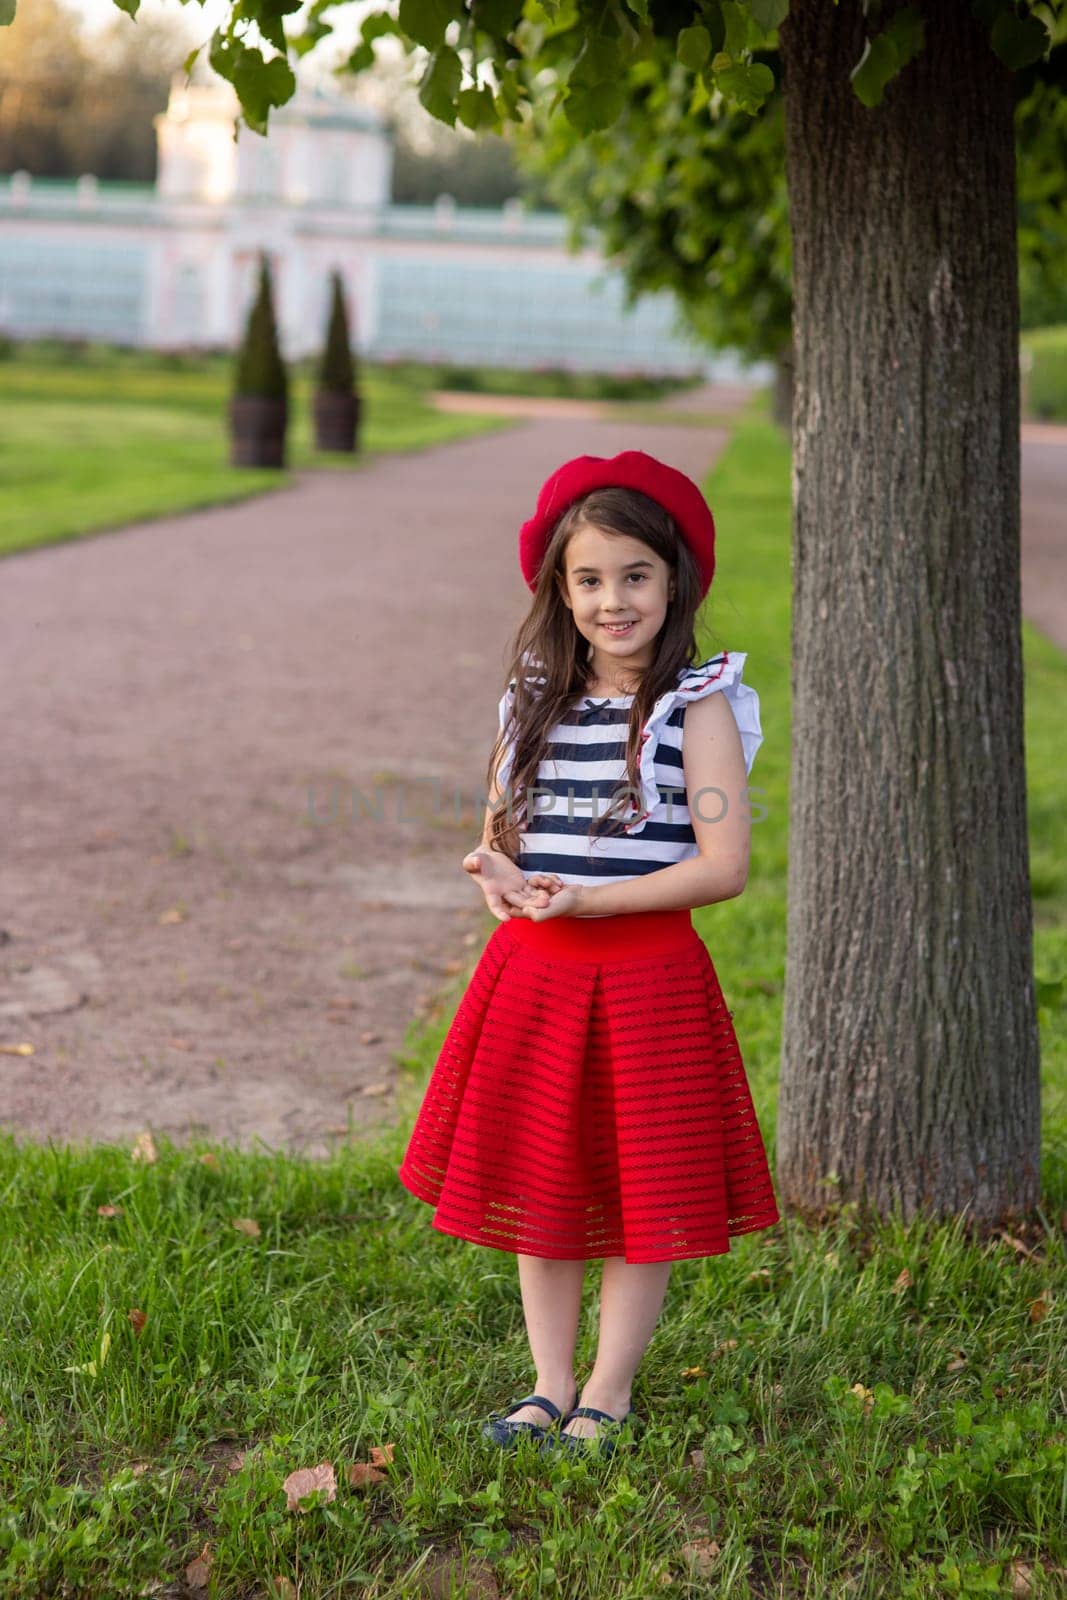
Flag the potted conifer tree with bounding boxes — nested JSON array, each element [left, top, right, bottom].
[[229, 253, 288, 469], [313, 269, 361, 453]]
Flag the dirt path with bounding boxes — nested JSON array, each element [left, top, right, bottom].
[[0, 400, 740, 1156]]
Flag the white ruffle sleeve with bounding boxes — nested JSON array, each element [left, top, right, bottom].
[[623, 651, 763, 836]]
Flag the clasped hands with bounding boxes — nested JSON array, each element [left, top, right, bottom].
[[461, 846, 583, 923]]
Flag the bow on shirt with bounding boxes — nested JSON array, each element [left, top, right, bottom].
[[577, 697, 616, 726]]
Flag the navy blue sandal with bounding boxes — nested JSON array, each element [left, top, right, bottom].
[[481, 1389, 577, 1448], [539, 1404, 642, 1460]]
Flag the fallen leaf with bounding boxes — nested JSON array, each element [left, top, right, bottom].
[[283, 1461, 337, 1511], [850, 1382, 874, 1413], [0, 1042, 34, 1057], [158, 907, 185, 924], [327, 997, 357, 1010], [441, 960, 465, 974], [227, 1450, 246, 1473], [712, 1338, 738, 1357], [347, 1460, 387, 1488], [681, 1538, 720, 1578], [232, 1217, 261, 1237], [946, 1350, 968, 1372], [360, 1030, 382, 1044], [97, 1204, 123, 1218], [326, 1014, 350, 1025], [680, 1366, 706, 1379], [688, 1447, 705, 1470], [131, 1131, 158, 1164], [226, 938, 245, 950], [185, 1543, 212, 1589], [271, 1581, 297, 1600], [128, 1308, 147, 1336], [199, 1152, 220, 1170], [1010, 1561, 1035, 1597], [361, 1082, 390, 1097], [1029, 1290, 1050, 1323], [167, 1037, 192, 1052], [892, 1268, 912, 1291], [369, 1442, 395, 1467], [1000, 1230, 1039, 1260]]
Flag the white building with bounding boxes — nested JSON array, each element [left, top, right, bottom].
[[0, 77, 762, 380]]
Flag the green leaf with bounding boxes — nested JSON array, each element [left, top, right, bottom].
[[0, 0, 15, 26], [418, 43, 463, 124], [720, 0, 752, 55], [183, 45, 203, 75], [563, 77, 625, 131], [471, 0, 522, 36], [111, 0, 140, 15], [398, 0, 456, 49], [748, 0, 788, 31], [714, 57, 775, 113], [456, 82, 499, 128], [695, 0, 726, 56], [363, 10, 403, 40], [849, 32, 898, 107], [990, 11, 1050, 70], [678, 24, 711, 69], [884, 4, 924, 70], [338, 39, 376, 71]]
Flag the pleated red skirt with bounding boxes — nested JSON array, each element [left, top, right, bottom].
[[397, 907, 781, 1264]]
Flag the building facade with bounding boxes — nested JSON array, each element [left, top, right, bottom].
[[0, 78, 765, 381]]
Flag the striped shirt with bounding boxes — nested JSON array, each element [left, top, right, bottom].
[[496, 651, 763, 894]]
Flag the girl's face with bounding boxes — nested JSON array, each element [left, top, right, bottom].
[[557, 521, 675, 683]]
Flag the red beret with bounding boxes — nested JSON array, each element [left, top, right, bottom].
[[518, 450, 716, 598]]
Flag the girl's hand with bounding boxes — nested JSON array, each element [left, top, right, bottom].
[[462, 847, 540, 924], [509, 878, 584, 921]]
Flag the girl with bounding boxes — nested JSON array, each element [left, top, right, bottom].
[[397, 449, 781, 1460]]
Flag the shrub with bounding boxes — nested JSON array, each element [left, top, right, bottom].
[[233, 254, 288, 402], [316, 270, 356, 395]]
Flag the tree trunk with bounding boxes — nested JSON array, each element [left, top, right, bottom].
[[775, 0, 1041, 1227]]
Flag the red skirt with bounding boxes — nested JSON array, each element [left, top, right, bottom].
[[397, 907, 781, 1264]]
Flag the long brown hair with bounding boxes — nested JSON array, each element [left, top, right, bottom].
[[486, 486, 714, 861]]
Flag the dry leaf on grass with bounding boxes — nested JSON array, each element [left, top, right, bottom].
[[361, 1082, 390, 1097], [680, 1538, 721, 1579], [0, 1042, 34, 1056], [270, 1579, 297, 1600], [128, 1308, 147, 1336], [892, 1268, 913, 1291], [185, 1543, 212, 1589], [347, 1461, 387, 1488], [158, 907, 185, 924], [1029, 1289, 1051, 1323], [97, 1204, 123, 1218], [199, 1152, 220, 1170], [680, 1365, 706, 1379], [232, 1217, 261, 1237], [131, 1131, 158, 1164], [283, 1461, 337, 1511]]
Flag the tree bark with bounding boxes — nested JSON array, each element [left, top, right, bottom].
[[775, 0, 1041, 1226]]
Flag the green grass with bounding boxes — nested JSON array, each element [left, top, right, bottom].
[[0, 397, 1064, 1598], [1022, 326, 1067, 423], [0, 351, 515, 559]]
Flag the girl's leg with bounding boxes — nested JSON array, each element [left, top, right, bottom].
[[563, 1256, 672, 1438], [499, 1253, 586, 1426]]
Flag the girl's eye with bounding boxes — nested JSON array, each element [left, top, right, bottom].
[[578, 574, 647, 587]]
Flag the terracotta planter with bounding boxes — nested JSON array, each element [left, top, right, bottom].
[[313, 389, 361, 454], [229, 394, 288, 468]]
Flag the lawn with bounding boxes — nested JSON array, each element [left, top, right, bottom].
[[0, 347, 515, 559], [0, 399, 1063, 1598]]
